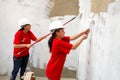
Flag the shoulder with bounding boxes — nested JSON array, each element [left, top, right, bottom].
[[63, 36, 70, 39], [15, 30, 22, 36], [53, 38, 66, 46], [62, 36, 70, 42], [28, 30, 34, 34], [52, 38, 61, 46]]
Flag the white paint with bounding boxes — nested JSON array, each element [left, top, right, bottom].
[[107, 1, 120, 80], [0, 0, 80, 75], [77, 0, 120, 80], [1, 0, 120, 80], [0, 0, 52, 75]]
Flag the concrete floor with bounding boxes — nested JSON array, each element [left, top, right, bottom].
[[0, 67, 77, 80], [30, 67, 76, 78], [0, 76, 76, 80]]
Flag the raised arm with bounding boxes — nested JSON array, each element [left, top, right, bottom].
[[70, 28, 90, 40], [35, 34, 48, 42], [71, 33, 88, 50], [70, 31, 85, 40]]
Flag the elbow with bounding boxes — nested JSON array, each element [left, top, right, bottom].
[[14, 44, 16, 47], [71, 46, 77, 50], [14, 44, 20, 48], [14, 44, 17, 48], [72, 48, 76, 50], [71, 43, 80, 50]]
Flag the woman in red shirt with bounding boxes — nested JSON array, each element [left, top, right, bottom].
[[46, 20, 90, 80], [10, 18, 46, 80]]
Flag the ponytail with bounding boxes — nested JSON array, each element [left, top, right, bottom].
[[48, 32, 55, 52], [19, 27, 24, 30], [48, 28, 63, 52]]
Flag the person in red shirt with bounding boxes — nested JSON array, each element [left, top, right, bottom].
[[46, 20, 90, 80], [10, 18, 46, 80]]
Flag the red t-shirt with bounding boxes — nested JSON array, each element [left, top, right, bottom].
[[13, 30, 37, 58], [46, 37, 73, 80]]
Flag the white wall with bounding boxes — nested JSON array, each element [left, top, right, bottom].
[[0, 0, 80, 75], [0, 0, 51, 75], [1, 0, 120, 80], [107, 1, 120, 80], [77, 0, 120, 80]]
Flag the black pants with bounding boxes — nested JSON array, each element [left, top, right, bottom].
[[10, 54, 29, 80]]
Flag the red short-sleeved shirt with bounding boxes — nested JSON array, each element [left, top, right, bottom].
[[13, 30, 37, 58], [46, 36, 73, 80]]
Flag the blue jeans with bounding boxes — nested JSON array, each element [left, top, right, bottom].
[[10, 54, 29, 80]]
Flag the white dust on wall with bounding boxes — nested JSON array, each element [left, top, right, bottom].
[[1, 0, 120, 80], [0, 0, 51, 75], [0, 0, 80, 75], [77, 0, 120, 80]]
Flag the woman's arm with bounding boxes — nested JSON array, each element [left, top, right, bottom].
[[35, 35, 47, 42], [70, 31, 85, 40], [70, 29, 90, 40], [14, 44, 31, 48], [71, 34, 88, 50]]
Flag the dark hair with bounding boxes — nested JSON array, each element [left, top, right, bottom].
[[48, 32, 56, 52], [48, 28, 63, 52], [19, 24, 30, 30], [19, 27, 24, 30]]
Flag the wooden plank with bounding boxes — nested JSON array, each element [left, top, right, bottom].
[[22, 72, 36, 80]]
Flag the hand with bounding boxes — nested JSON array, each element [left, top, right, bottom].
[[26, 44, 31, 48], [82, 34, 88, 40], [43, 35, 47, 39], [84, 29, 90, 34]]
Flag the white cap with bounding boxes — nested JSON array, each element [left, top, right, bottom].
[[18, 18, 31, 27], [49, 20, 64, 31]]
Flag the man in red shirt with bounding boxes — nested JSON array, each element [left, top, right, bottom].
[[46, 20, 90, 80], [10, 18, 46, 80]]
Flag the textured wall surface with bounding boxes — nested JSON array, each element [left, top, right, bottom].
[[0, 0, 51, 75], [77, 0, 120, 80], [0, 0, 80, 76], [0, 0, 120, 80]]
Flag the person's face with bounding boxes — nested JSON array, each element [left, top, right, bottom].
[[56, 29, 65, 38], [24, 24, 31, 31]]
